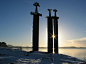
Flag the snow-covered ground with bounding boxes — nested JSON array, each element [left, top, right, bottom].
[[0, 47, 85, 64]]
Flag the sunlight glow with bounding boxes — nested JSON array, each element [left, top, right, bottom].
[[58, 33, 61, 47], [52, 35, 55, 38], [31, 27, 32, 43], [46, 28, 47, 47], [53, 22, 55, 54]]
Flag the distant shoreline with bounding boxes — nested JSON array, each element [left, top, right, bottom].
[[6, 46, 86, 49]]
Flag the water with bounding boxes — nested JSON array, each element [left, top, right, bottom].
[[59, 48, 86, 61], [14, 47, 86, 61]]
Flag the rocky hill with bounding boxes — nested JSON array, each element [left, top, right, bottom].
[[0, 42, 8, 47]]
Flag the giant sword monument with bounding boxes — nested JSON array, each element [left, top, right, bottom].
[[30, 2, 42, 51], [30, 2, 59, 53], [52, 9, 59, 53], [46, 9, 53, 53]]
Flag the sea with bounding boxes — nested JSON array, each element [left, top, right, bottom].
[[13, 47, 86, 61]]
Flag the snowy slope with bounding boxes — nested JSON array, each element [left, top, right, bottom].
[[0, 47, 85, 64]]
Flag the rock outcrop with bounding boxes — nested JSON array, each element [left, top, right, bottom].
[[0, 42, 8, 47]]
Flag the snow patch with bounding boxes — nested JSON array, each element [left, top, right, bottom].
[[0, 47, 85, 64]]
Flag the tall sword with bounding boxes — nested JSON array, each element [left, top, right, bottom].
[[46, 9, 53, 53], [52, 9, 59, 53], [30, 2, 42, 51]]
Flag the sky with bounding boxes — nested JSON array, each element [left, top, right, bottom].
[[0, 0, 86, 47]]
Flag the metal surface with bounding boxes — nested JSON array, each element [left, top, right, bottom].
[[46, 9, 53, 53], [52, 9, 59, 53], [30, 2, 42, 51]]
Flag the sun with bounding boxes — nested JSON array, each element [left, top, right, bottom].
[[52, 35, 55, 38], [46, 27, 62, 47]]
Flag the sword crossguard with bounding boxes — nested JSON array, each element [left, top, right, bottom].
[[31, 2, 42, 16]]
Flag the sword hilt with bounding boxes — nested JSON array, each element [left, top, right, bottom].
[[33, 2, 40, 13], [48, 9, 52, 17], [53, 9, 57, 17]]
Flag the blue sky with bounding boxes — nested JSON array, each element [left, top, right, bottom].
[[0, 0, 86, 47]]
